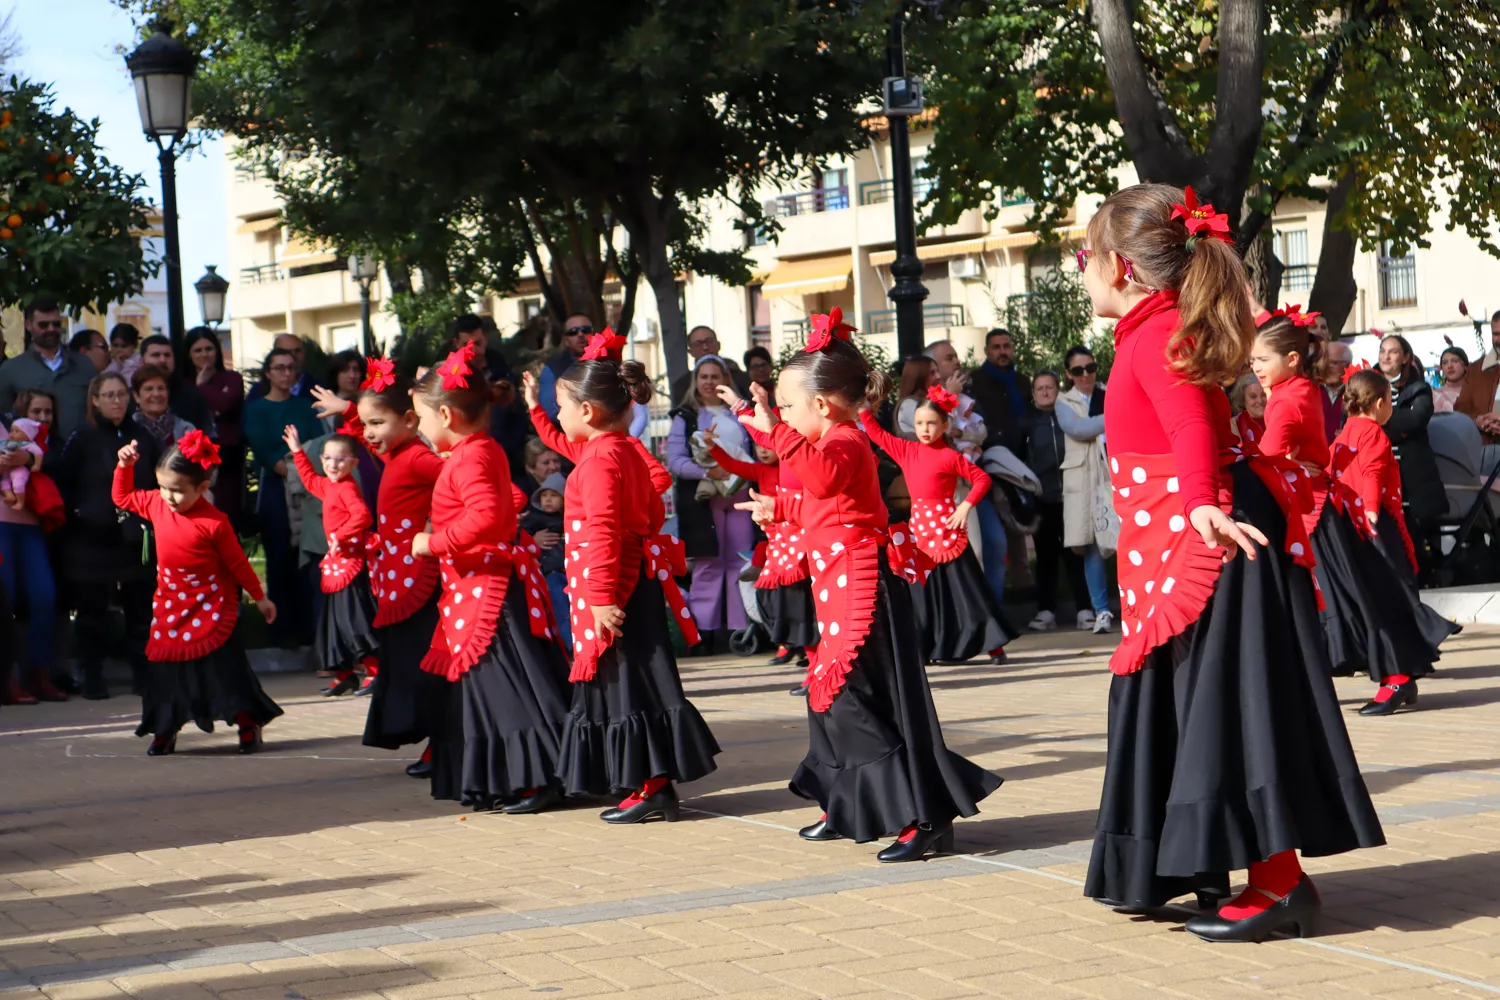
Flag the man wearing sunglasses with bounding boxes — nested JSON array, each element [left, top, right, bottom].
[[670, 325, 751, 405], [0, 296, 98, 439], [537, 314, 599, 419]]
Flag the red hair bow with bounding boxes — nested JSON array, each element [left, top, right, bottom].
[[1170, 186, 1233, 246], [805, 307, 856, 353], [925, 385, 959, 413], [177, 429, 221, 469], [437, 343, 475, 390], [581, 327, 627, 361], [361, 356, 396, 391], [1273, 304, 1322, 328], [1341, 359, 1372, 385]]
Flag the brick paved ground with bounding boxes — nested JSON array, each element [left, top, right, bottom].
[[3, 625, 1500, 999]]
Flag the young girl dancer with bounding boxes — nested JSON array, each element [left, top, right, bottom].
[[284, 427, 380, 698], [1330, 368, 1461, 714], [410, 344, 571, 813], [1250, 311, 1447, 697], [857, 386, 1013, 665], [114, 431, 282, 755], [1081, 185, 1383, 941], [312, 368, 449, 780], [737, 312, 1001, 861], [540, 333, 721, 824]]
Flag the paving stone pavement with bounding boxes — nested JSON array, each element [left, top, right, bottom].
[[3, 625, 1500, 999]]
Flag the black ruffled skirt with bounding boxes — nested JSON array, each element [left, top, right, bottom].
[[912, 547, 1015, 662], [558, 574, 721, 795], [459, 572, 572, 809], [790, 556, 1003, 843], [1312, 504, 1439, 682], [1372, 516, 1461, 655], [428, 674, 464, 803], [759, 579, 820, 649], [136, 636, 284, 738], [363, 593, 443, 750], [1085, 464, 1385, 908], [315, 572, 380, 673]]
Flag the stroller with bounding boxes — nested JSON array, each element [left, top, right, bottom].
[[1426, 412, 1500, 585], [728, 549, 774, 656]]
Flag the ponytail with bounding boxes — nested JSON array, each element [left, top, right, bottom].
[[1174, 236, 1255, 386], [865, 369, 893, 407], [558, 358, 652, 419]]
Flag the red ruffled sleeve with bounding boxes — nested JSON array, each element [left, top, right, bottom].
[[856, 407, 917, 465], [112, 461, 158, 520], [768, 421, 857, 499]]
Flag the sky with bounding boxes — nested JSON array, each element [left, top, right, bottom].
[[7, 0, 229, 326]]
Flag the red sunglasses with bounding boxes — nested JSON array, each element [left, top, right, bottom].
[[1076, 247, 1147, 287]]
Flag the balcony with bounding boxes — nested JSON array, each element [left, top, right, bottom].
[[765, 186, 850, 218], [1281, 263, 1317, 293], [858, 177, 938, 206], [1000, 190, 1030, 207], [783, 319, 810, 339], [240, 263, 285, 284], [1379, 255, 1417, 309], [864, 303, 966, 336]]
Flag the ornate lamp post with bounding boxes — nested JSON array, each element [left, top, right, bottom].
[[882, 7, 928, 359], [347, 254, 379, 356], [195, 265, 228, 327], [125, 20, 196, 349]]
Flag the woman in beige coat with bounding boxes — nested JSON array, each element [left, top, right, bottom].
[[1055, 346, 1115, 633]]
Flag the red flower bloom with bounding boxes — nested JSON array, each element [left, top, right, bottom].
[[1341, 359, 1372, 385], [177, 429, 221, 469], [1170, 186, 1233, 245], [804, 307, 856, 353], [580, 327, 627, 361], [361, 356, 396, 392], [437, 343, 476, 390], [1271, 304, 1321, 328], [925, 385, 959, 413]]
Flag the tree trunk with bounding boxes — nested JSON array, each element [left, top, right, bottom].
[[1308, 170, 1360, 335], [614, 181, 688, 395]]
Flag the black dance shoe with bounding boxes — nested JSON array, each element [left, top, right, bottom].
[[322, 674, 359, 697], [768, 646, 797, 666], [1184, 876, 1322, 943], [876, 822, 954, 863], [798, 815, 842, 841], [405, 758, 434, 779], [600, 784, 679, 824], [1359, 680, 1418, 716], [789, 684, 808, 697], [81, 668, 110, 701], [147, 734, 177, 756], [502, 784, 562, 814], [354, 679, 375, 697], [237, 724, 263, 754]]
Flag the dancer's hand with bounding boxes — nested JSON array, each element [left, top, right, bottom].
[[309, 385, 347, 421], [117, 441, 139, 467], [591, 603, 625, 638], [256, 598, 277, 625], [522, 371, 541, 410], [714, 383, 744, 409], [735, 489, 776, 527], [1188, 504, 1268, 562], [281, 424, 303, 453], [411, 532, 432, 557], [946, 500, 972, 531], [1366, 509, 1379, 527], [740, 382, 779, 435]]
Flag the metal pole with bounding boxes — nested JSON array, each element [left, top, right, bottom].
[[885, 8, 927, 359], [158, 144, 185, 347], [359, 282, 373, 356]]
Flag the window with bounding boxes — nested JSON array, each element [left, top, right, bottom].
[[813, 167, 849, 211], [1275, 228, 1313, 292], [328, 323, 360, 353], [1026, 248, 1060, 290], [1378, 242, 1417, 309], [519, 298, 543, 322], [748, 284, 770, 350]]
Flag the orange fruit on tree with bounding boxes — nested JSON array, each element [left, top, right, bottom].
[[0, 228, 12, 240], [42, 172, 55, 182], [57, 173, 71, 184], [46, 152, 59, 164], [5, 214, 21, 228]]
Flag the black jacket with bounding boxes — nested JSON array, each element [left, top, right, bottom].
[[1385, 377, 1446, 522], [967, 364, 1032, 452], [45, 418, 161, 583], [170, 380, 217, 434], [1020, 408, 1067, 503], [520, 504, 565, 577]]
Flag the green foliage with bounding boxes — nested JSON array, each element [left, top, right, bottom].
[[0, 78, 156, 310], [1000, 269, 1104, 378], [386, 289, 475, 375], [774, 335, 896, 404]]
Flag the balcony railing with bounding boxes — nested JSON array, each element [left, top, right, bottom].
[[1379, 255, 1417, 309], [864, 303, 966, 336], [1000, 190, 1031, 207], [287, 259, 349, 279], [765, 186, 850, 218], [1281, 263, 1317, 293], [858, 177, 937, 206], [240, 263, 285, 284], [783, 319, 810, 339]]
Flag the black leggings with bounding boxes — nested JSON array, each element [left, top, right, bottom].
[[1034, 501, 1091, 616]]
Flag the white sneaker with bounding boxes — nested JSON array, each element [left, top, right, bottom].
[[1076, 610, 1096, 631], [1027, 610, 1057, 632], [1093, 611, 1115, 634]]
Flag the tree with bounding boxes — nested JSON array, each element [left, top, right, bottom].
[[0, 78, 155, 311], [0, 9, 21, 74], [911, 0, 1500, 332], [1000, 268, 1111, 378]]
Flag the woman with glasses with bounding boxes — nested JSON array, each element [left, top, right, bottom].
[[46, 373, 163, 700], [1055, 345, 1115, 633]]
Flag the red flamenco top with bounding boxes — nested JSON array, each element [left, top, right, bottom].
[[369, 437, 445, 627], [112, 462, 265, 662], [291, 450, 373, 593], [421, 433, 549, 679], [856, 408, 991, 564], [1104, 293, 1316, 676], [528, 403, 672, 496], [563, 431, 698, 681], [708, 444, 810, 589], [1331, 416, 1418, 571], [766, 419, 887, 712]]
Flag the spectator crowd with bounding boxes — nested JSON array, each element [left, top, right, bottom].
[[0, 295, 1473, 704]]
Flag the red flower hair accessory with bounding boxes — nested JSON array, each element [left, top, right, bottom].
[[1170, 186, 1233, 248], [361, 356, 396, 391], [437, 343, 476, 390], [1341, 359, 1372, 385], [1272, 304, 1322, 328], [177, 429, 221, 469], [805, 307, 856, 353], [925, 385, 959, 413], [580, 327, 627, 361]]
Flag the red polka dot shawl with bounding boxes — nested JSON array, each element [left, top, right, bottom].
[[111, 462, 265, 662], [367, 438, 445, 628], [291, 450, 373, 594]]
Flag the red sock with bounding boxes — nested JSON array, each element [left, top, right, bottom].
[[1218, 851, 1303, 920], [234, 711, 255, 729], [1373, 674, 1411, 703], [776, 645, 790, 657], [616, 790, 643, 809], [420, 743, 433, 764], [641, 776, 670, 798], [896, 823, 918, 844], [335, 670, 355, 683], [361, 655, 379, 677]]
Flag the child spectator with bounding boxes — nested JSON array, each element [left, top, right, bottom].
[[520, 472, 569, 649]]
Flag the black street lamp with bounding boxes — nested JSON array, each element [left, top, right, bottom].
[[195, 265, 229, 327], [882, 7, 928, 360], [125, 20, 196, 349], [347, 253, 379, 356]]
